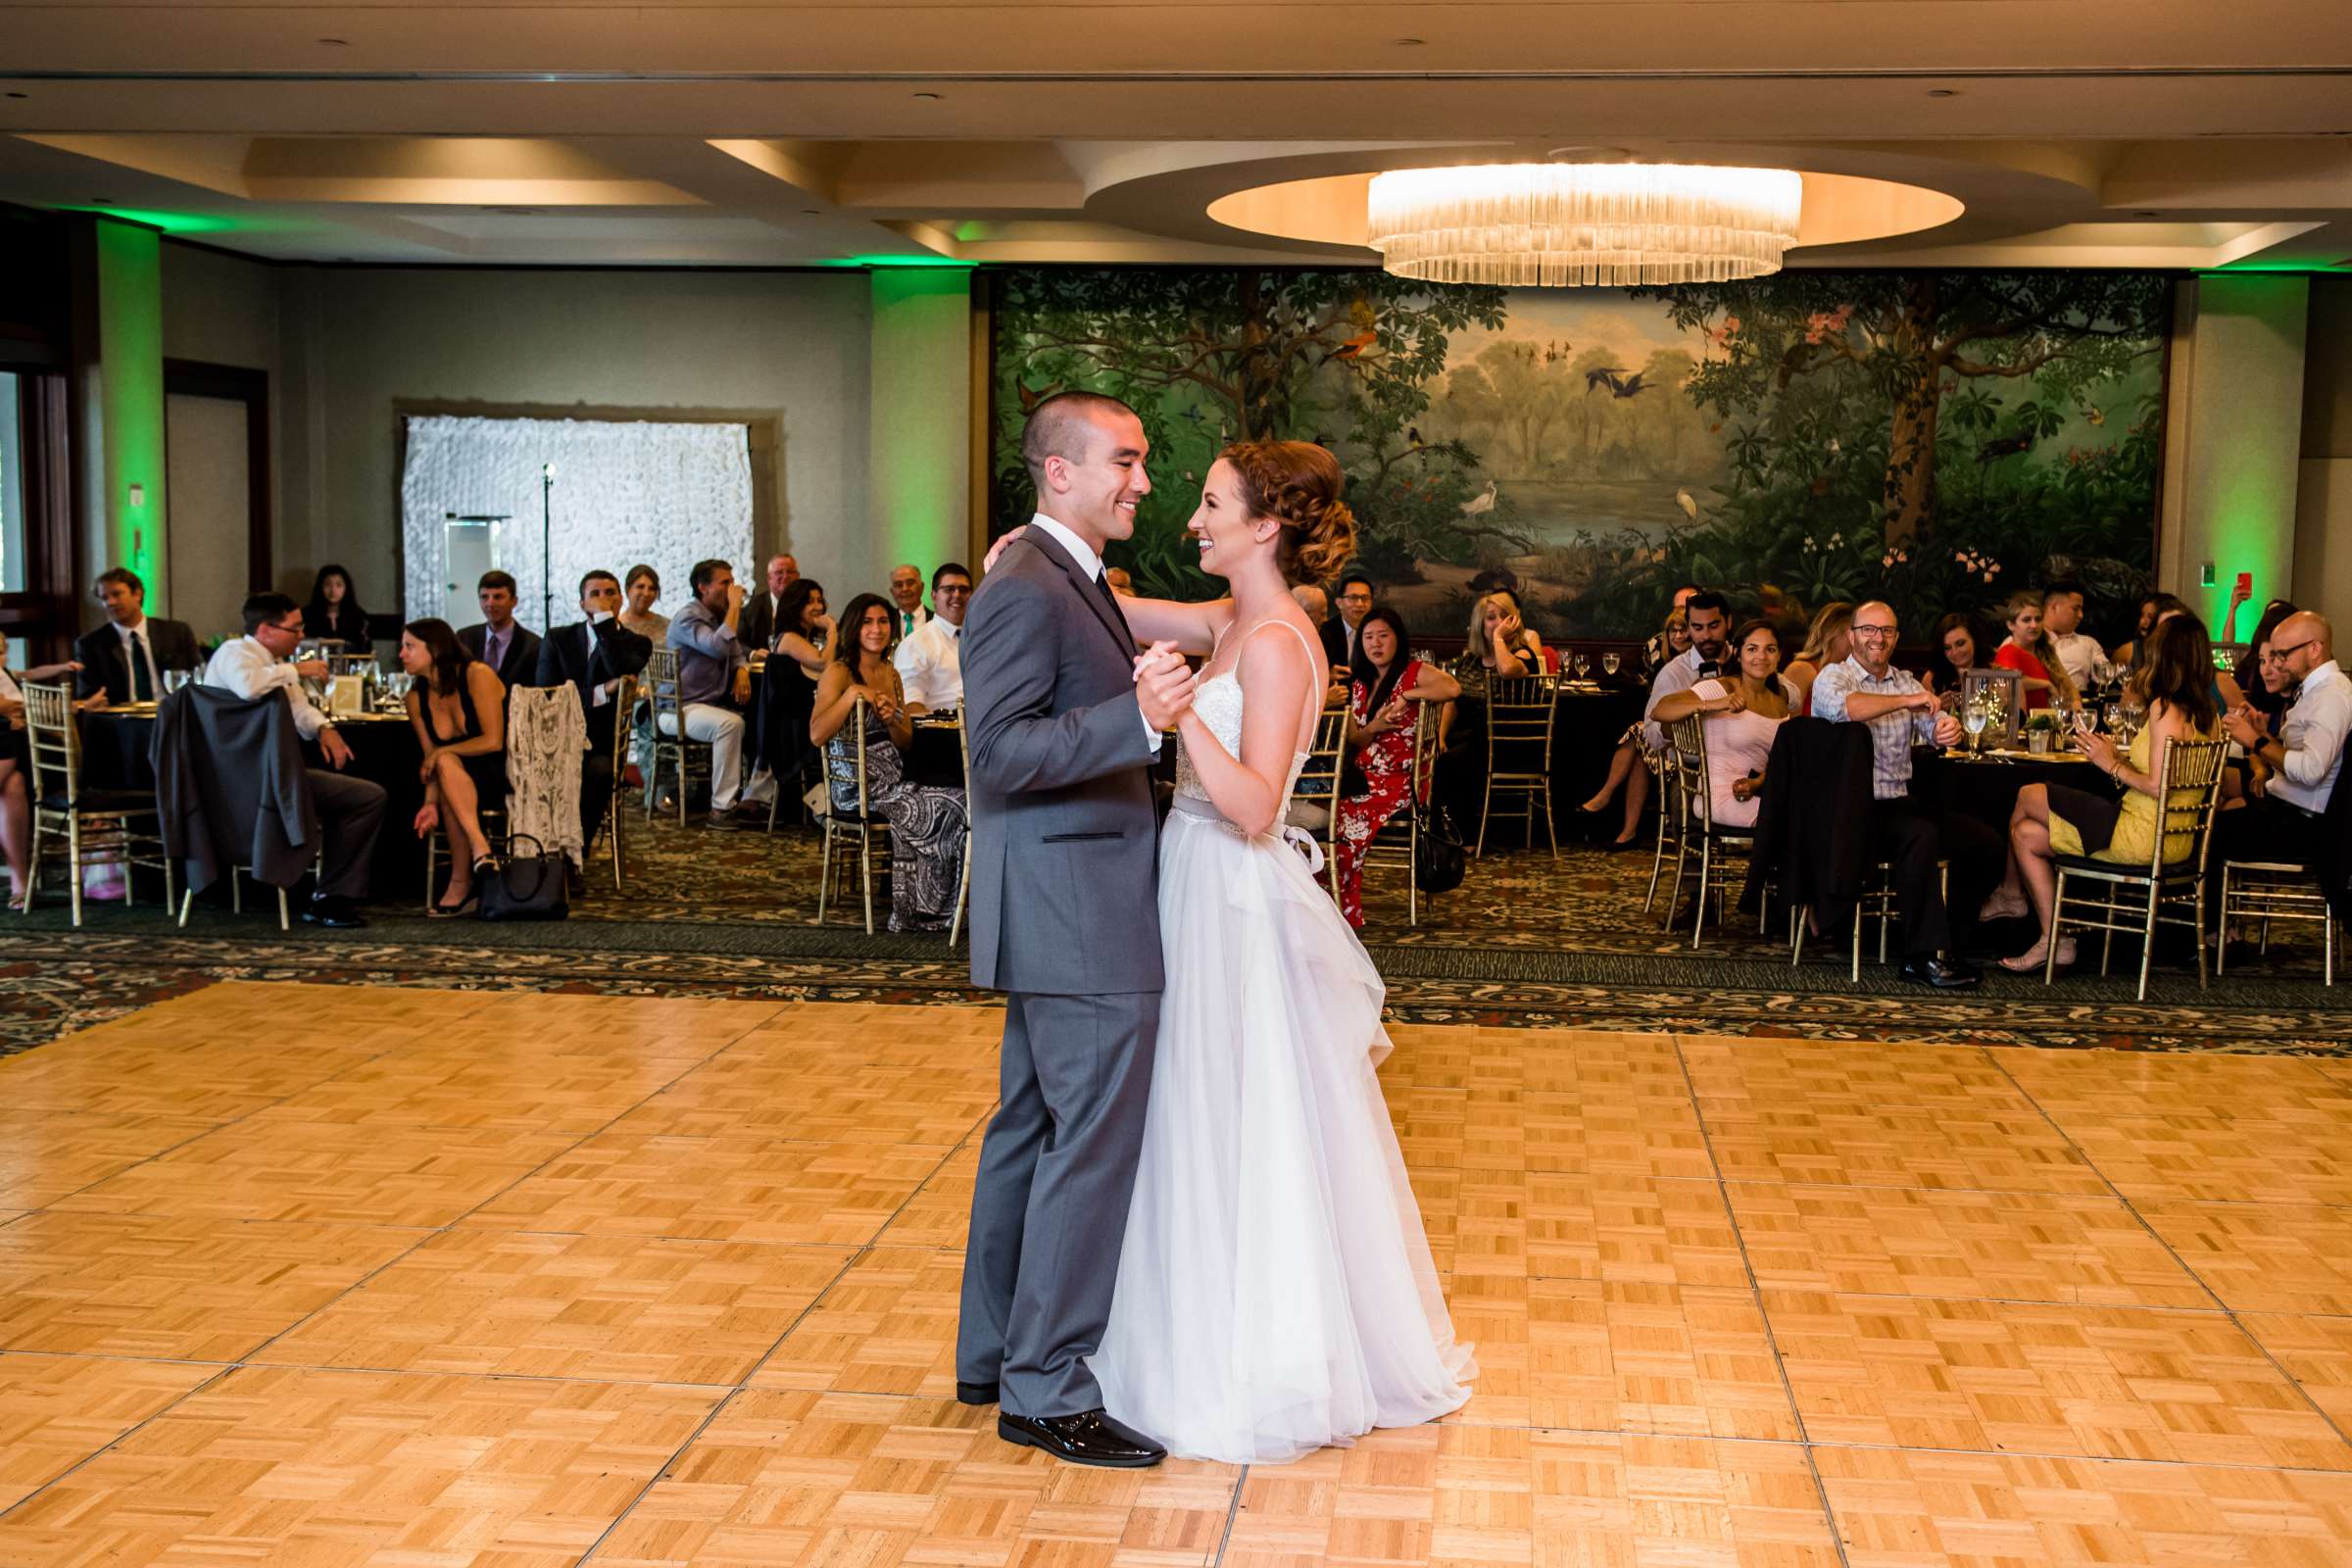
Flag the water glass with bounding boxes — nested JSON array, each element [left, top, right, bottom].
[[1962, 701, 1990, 756], [1601, 652, 1620, 678], [162, 669, 190, 696], [1573, 653, 1592, 681]]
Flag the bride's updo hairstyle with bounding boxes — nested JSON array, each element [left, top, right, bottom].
[[1220, 441, 1357, 586]]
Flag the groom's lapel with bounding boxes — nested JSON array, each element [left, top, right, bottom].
[[1025, 535, 1135, 663]]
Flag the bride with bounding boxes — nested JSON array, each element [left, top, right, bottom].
[[1078, 440, 1474, 1464]]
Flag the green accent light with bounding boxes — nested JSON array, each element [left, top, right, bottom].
[[69, 206, 245, 236], [826, 254, 976, 270], [91, 219, 168, 604]]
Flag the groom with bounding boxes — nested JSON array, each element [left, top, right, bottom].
[[956, 391, 1194, 1468]]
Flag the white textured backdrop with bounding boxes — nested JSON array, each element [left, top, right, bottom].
[[400, 416, 754, 630]]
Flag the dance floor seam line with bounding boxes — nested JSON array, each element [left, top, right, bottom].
[[1665, 1034, 1863, 1568], [1979, 1046, 2352, 1459]]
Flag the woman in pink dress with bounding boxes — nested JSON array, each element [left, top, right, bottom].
[[1647, 619, 1790, 829], [1334, 608, 1457, 926]]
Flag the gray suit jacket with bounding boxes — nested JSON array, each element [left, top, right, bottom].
[[961, 534, 1162, 995]]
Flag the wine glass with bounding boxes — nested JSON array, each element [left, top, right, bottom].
[[1962, 698, 1990, 757], [1602, 652, 1621, 678], [1573, 652, 1592, 682]]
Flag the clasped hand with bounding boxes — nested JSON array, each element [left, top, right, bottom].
[[1132, 641, 1197, 730]]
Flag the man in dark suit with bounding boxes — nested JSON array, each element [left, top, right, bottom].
[[738, 553, 798, 654], [536, 567, 654, 896], [956, 391, 1194, 1472], [1326, 571, 1375, 671], [457, 570, 542, 692], [74, 567, 203, 704]]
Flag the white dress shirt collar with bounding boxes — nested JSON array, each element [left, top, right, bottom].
[[113, 616, 149, 644], [1027, 512, 1105, 581]]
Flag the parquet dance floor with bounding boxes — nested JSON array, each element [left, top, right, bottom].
[[0, 982, 2348, 1564]]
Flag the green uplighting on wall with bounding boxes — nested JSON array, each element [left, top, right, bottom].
[[91, 219, 168, 602], [826, 254, 977, 270], [68, 205, 246, 236]]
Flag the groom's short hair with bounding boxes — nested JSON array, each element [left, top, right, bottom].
[[1022, 391, 1140, 490]]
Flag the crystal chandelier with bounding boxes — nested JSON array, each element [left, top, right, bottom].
[[1366, 163, 1803, 287]]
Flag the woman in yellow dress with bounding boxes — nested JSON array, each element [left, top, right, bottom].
[[1979, 614, 2224, 973]]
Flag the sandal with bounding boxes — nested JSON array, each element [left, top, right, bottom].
[[429, 890, 479, 919]]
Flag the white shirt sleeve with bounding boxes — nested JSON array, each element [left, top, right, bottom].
[[2281, 679, 2352, 791], [209, 640, 329, 741]]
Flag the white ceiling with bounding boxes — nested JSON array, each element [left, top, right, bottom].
[[1, 0, 2347, 270]]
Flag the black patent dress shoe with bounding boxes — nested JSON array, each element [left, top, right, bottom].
[[1899, 956, 1981, 989], [998, 1408, 1165, 1468], [956, 1381, 999, 1406], [302, 896, 367, 929]]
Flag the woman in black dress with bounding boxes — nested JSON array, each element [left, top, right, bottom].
[[759, 577, 833, 807], [398, 617, 507, 914], [303, 564, 374, 654]]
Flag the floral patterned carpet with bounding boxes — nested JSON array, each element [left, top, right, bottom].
[[3, 808, 2340, 1056]]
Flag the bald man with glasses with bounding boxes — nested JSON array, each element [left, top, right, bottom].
[[2219, 612, 2347, 866], [1809, 601, 2003, 988]]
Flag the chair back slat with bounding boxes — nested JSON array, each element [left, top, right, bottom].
[[644, 648, 684, 726], [1667, 713, 1714, 833], [23, 682, 78, 807], [2149, 735, 2230, 877]]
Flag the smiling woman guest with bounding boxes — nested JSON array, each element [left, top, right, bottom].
[[399, 617, 508, 917], [1333, 607, 1458, 926], [1931, 611, 1986, 712], [1648, 619, 1791, 829]]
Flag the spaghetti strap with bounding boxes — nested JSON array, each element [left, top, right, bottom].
[[1236, 617, 1328, 743]]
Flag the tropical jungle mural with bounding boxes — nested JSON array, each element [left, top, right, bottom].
[[987, 268, 2169, 645]]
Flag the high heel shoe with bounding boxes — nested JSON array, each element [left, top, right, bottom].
[[430, 889, 479, 919]]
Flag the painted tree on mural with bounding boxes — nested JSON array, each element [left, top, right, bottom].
[[1643, 271, 2168, 544], [992, 269, 1520, 592]]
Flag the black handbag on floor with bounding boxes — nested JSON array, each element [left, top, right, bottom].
[[1414, 804, 1467, 895], [477, 834, 569, 921]]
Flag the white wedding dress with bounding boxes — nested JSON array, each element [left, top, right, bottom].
[[1089, 621, 1475, 1464]]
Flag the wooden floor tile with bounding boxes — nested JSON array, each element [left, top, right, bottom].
[[591, 1389, 1238, 1568], [0, 1365, 720, 1567], [1764, 1289, 2352, 1468], [2003, 1047, 2350, 1121], [0, 1110, 218, 1210], [0, 1354, 214, 1509], [749, 1246, 961, 1396], [461, 1131, 948, 1246], [1446, 1276, 1800, 1441], [1812, 1444, 2352, 1567], [2057, 1112, 2352, 1205], [0, 1038, 379, 1120], [247, 1054, 706, 1137], [1419, 1171, 1748, 1290], [614, 1052, 1000, 1146], [1227, 1425, 1838, 1568], [2137, 1201, 2352, 1314], [258, 1227, 849, 1385], [2238, 1313, 2352, 1431], [1728, 1184, 2212, 1309], [876, 1142, 980, 1248], [0, 1212, 424, 1360], [447, 989, 790, 1039], [50, 1119, 577, 1227], [1684, 1041, 2107, 1195]]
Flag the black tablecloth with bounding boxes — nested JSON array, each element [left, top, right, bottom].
[[1549, 683, 1649, 837], [80, 708, 429, 901], [1911, 747, 2116, 838]]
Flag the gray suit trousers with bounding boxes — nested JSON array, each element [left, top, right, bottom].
[[957, 988, 1158, 1418]]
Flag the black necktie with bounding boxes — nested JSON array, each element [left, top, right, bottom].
[[128, 632, 152, 701], [1095, 570, 1133, 641]]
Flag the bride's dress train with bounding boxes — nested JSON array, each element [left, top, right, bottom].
[[1089, 627, 1474, 1464]]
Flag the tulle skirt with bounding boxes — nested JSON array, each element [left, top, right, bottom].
[[1089, 801, 1475, 1464]]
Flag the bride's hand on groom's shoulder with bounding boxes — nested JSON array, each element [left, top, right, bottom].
[[983, 526, 1027, 574]]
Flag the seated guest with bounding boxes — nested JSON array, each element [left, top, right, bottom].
[[1103, 565, 1135, 598], [760, 577, 832, 799], [1294, 583, 1348, 706], [811, 593, 969, 932], [1328, 572, 1375, 667], [2216, 610, 2348, 868], [1991, 590, 2076, 710], [1983, 614, 2225, 972], [1642, 584, 1702, 674], [2042, 581, 2101, 692], [1436, 589, 1545, 838], [1809, 601, 1996, 988], [666, 559, 760, 828], [1783, 602, 1853, 715], [302, 564, 373, 654], [2241, 635, 2302, 802], [74, 568, 201, 705], [1649, 618, 1791, 830], [398, 618, 508, 916], [739, 554, 798, 653], [202, 592, 388, 927], [888, 564, 931, 640], [2113, 591, 2187, 671], [619, 564, 670, 642], [1642, 590, 1732, 748], [1487, 585, 1549, 668], [537, 569, 654, 887], [457, 570, 542, 693], [0, 632, 83, 907], [894, 562, 971, 714], [2233, 599, 2300, 731], [1334, 609, 1458, 927], [1930, 611, 1985, 710]]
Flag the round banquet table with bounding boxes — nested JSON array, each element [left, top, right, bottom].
[[1547, 680, 1649, 842], [1910, 744, 2119, 840], [79, 705, 430, 903]]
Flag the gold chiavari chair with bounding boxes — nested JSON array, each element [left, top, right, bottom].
[[1478, 673, 1559, 858], [22, 682, 172, 926], [813, 697, 890, 935], [2046, 736, 2230, 1000]]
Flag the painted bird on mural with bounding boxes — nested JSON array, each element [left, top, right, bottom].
[[1459, 480, 1498, 517], [1674, 488, 1699, 521]]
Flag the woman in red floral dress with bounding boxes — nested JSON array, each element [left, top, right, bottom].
[[1335, 607, 1458, 927]]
